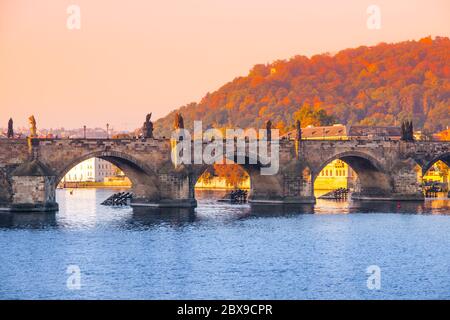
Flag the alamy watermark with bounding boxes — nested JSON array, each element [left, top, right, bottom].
[[66, 264, 81, 290], [66, 4, 81, 30], [366, 5, 381, 30], [366, 265, 381, 290], [170, 121, 280, 175]]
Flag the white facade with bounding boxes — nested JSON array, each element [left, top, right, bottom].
[[63, 158, 119, 182]]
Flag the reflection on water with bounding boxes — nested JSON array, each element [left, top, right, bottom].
[[0, 188, 449, 299], [0, 188, 449, 230], [0, 212, 57, 229], [314, 197, 450, 215]]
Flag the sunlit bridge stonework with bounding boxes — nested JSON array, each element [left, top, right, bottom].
[[0, 136, 448, 212]]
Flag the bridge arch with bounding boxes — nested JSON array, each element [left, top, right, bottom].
[[421, 152, 450, 175], [312, 151, 392, 199], [419, 152, 450, 195], [191, 152, 284, 204], [192, 162, 251, 200], [57, 150, 161, 202]]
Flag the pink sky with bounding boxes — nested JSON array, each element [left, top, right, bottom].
[[0, 0, 449, 130]]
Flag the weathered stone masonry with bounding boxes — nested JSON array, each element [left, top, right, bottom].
[[0, 137, 448, 212]]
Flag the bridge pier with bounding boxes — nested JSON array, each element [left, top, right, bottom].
[[248, 166, 316, 205], [386, 158, 424, 201], [130, 171, 197, 208], [248, 197, 316, 205], [0, 160, 58, 212], [338, 169, 424, 202], [351, 191, 424, 201], [131, 198, 197, 208]]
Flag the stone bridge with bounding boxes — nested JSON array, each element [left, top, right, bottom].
[[0, 137, 448, 212]]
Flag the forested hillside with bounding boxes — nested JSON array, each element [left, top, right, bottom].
[[155, 36, 449, 137]]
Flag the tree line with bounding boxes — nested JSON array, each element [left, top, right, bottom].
[[155, 36, 449, 137]]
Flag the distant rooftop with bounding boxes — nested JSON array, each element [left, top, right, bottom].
[[282, 124, 402, 140]]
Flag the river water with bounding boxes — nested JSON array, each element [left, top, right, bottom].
[[0, 188, 449, 299]]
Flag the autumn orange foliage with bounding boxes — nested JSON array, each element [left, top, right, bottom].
[[197, 164, 249, 188], [156, 37, 449, 136]]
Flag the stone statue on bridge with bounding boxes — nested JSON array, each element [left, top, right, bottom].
[[173, 113, 184, 129], [7, 118, 14, 138], [28, 115, 37, 138], [295, 120, 302, 141], [142, 113, 154, 138], [266, 120, 272, 141], [401, 120, 414, 142], [0, 127, 448, 212]]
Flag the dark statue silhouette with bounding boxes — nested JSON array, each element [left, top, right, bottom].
[[142, 113, 153, 138], [401, 120, 414, 142], [7, 118, 14, 138], [266, 120, 272, 141], [295, 120, 302, 141], [173, 113, 184, 129]]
